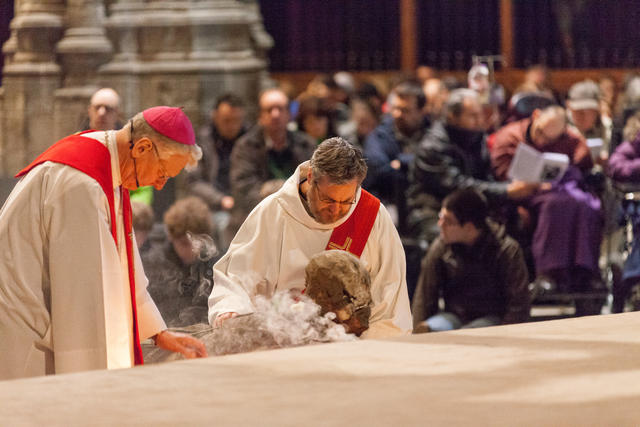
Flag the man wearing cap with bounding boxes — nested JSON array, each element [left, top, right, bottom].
[[0, 106, 208, 380], [566, 79, 612, 164]]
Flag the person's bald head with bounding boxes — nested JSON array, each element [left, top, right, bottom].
[[88, 88, 121, 131], [258, 88, 290, 137], [530, 105, 567, 148]]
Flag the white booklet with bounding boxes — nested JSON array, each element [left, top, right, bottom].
[[507, 142, 570, 183], [586, 138, 604, 159]]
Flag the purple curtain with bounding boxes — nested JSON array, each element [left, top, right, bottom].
[[259, 0, 400, 71], [514, 0, 640, 68], [417, 0, 500, 71]]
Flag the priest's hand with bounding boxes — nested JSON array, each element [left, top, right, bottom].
[[213, 311, 238, 328], [154, 330, 208, 359]]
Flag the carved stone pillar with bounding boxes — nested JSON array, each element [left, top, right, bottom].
[[103, 0, 267, 128], [56, 0, 112, 88], [1, 0, 64, 175], [102, 0, 269, 210], [243, 0, 274, 92], [54, 0, 113, 139], [0, 0, 272, 212]]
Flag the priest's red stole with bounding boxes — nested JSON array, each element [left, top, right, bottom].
[[16, 133, 144, 365], [325, 189, 380, 258]]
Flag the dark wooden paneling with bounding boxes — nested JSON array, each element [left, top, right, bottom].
[[259, 0, 400, 72], [513, 0, 640, 69], [500, 0, 514, 69], [400, 0, 417, 72], [416, 0, 500, 70]]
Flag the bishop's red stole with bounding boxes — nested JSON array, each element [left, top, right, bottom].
[[325, 189, 380, 258], [16, 133, 144, 365]]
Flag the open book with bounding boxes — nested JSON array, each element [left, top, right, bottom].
[[507, 143, 569, 183]]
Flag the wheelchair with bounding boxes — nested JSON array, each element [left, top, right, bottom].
[[524, 172, 611, 317], [608, 183, 640, 312]]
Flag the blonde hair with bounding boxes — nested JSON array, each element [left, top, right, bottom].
[[163, 196, 214, 240], [623, 111, 640, 142]]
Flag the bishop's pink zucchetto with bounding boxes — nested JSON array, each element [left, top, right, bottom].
[[142, 106, 196, 146]]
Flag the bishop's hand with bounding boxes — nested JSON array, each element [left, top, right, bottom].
[[154, 330, 208, 359]]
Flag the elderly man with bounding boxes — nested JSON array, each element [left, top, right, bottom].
[[407, 88, 540, 243], [84, 87, 155, 206], [0, 106, 208, 380], [229, 88, 315, 236], [491, 105, 604, 305], [209, 137, 412, 338], [86, 87, 122, 131], [412, 189, 530, 333]]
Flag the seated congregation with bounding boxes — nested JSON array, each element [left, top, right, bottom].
[[137, 66, 640, 346]]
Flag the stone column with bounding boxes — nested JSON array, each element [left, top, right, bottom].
[[243, 0, 274, 93], [54, 0, 113, 139], [186, 0, 267, 122], [103, 0, 267, 127], [1, 0, 64, 175], [102, 0, 269, 213]]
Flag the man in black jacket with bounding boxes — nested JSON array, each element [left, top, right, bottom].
[[229, 88, 315, 238], [407, 88, 540, 243], [412, 189, 531, 332]]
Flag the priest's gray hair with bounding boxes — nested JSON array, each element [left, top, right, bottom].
[[310, 137, 367, 184], [130, 112, 203, 171]]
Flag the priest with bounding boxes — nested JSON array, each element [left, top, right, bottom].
[[209, 137, 412, 337], [0, 106, 208, 380]]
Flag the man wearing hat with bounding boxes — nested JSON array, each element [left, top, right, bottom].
[[0, 106, 208, 380], [566, 79, 612, 163]]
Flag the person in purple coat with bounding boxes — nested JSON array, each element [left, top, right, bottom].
[[608, 112, 640, 311], [491, 106, 604, 313]]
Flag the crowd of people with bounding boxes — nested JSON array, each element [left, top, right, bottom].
[[173, 64, 640, 331], [130, 64, 640, 335], [6, 63, 640, 380]]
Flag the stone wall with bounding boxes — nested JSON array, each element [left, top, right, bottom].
[[0, 0, 272, 205]]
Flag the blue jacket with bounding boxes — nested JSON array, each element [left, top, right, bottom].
[[363, 115, 429, 203]]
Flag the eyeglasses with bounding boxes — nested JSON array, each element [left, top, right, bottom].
[[313, 182, 357, 207], [91, 104, 117, 114], [261, 104, 288, 114], [130, 119, 169, 181]]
